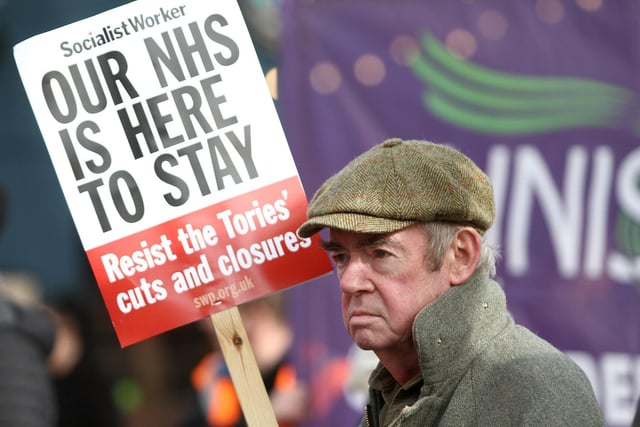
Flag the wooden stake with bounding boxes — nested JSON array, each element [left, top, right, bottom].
[[209, 306, 278, 427]]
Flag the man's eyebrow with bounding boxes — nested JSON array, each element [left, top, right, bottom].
[[320, 234, 395, 251], [320, 239, 342, 252], [359, 235, 392, 248]]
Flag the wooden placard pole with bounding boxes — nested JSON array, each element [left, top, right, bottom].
[[209, 306, 278, 427]]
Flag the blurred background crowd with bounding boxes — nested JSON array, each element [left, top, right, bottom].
[[2, 0, 640, 426]]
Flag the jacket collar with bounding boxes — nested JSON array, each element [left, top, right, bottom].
[[412, 270, 511, 386]]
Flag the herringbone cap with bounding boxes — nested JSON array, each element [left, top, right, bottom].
[[297, 138, 495, 238]]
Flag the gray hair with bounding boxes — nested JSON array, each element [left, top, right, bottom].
[[420, 222, 499, 277]]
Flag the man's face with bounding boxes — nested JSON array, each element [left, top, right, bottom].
[[324, 224, 452, 355]]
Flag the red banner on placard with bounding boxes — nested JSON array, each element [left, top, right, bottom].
[[86, 176, 332, 346]]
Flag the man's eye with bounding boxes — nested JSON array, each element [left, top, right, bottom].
[[373, 249, 390, 258], [331, 253, 348, 264]]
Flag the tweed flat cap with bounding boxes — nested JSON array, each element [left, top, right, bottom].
[[297, 138, 495, 238]]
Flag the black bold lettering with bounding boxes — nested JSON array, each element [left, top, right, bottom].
[[207, 135, 241, 190], [174, 22, 214, 78], [177, 142, 210, 196], [42, 70, 77, 124], [117, 103, 158, 159], [109, 170, 144, 223], [200, 74, 237, 130], [69, 60, 107, 114], [227, 125, 257, 178], [154, 153, 190, 206], [97, 50, 139, 105], [59, 128, 84, 180], [77, 121, 111, 174], [147, 93, 184, 149], [78, 178, 111, 232], [171, 85, 213, 139], [204, 14, 239, 66], [144, 32, 186, 88]]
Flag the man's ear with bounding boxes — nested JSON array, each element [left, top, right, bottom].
[[449, 227, 481, 286]]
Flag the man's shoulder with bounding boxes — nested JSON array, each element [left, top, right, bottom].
[[462, 327, 604, 426], [472, 323, 596, 397]]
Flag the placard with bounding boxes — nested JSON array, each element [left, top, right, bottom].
[[14, 0, 332, 346]]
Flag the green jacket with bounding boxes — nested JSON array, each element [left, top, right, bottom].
[[362, 270, 604, 427]]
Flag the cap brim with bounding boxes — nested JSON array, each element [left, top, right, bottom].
[[297, 213, 415, 238]]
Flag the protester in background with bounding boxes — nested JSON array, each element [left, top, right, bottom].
[[0, 184, 58, 426], [297, 139, 604, 426], [48, 294, 120, 427], [184, 294, 308, 427]]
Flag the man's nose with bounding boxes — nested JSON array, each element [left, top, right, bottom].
[[339, 257, 374, 294]]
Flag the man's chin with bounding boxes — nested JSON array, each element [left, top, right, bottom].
[[351, 331, 378, 351]]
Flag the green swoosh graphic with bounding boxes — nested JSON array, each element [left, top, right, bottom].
[[420, 33, 630, 96], [426, 92, 625, 134], [411, 52, 630, 112], [408, 33, 640, 135]]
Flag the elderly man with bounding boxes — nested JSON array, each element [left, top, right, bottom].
[[297, 139, 603, 426]]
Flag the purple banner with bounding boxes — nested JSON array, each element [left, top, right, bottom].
[[280, 1, 640, 426]]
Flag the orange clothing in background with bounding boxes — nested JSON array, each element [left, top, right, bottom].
[[191, 352, 297, 427]]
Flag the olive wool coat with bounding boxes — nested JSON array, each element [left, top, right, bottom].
[[361, 269, 604, 427]]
